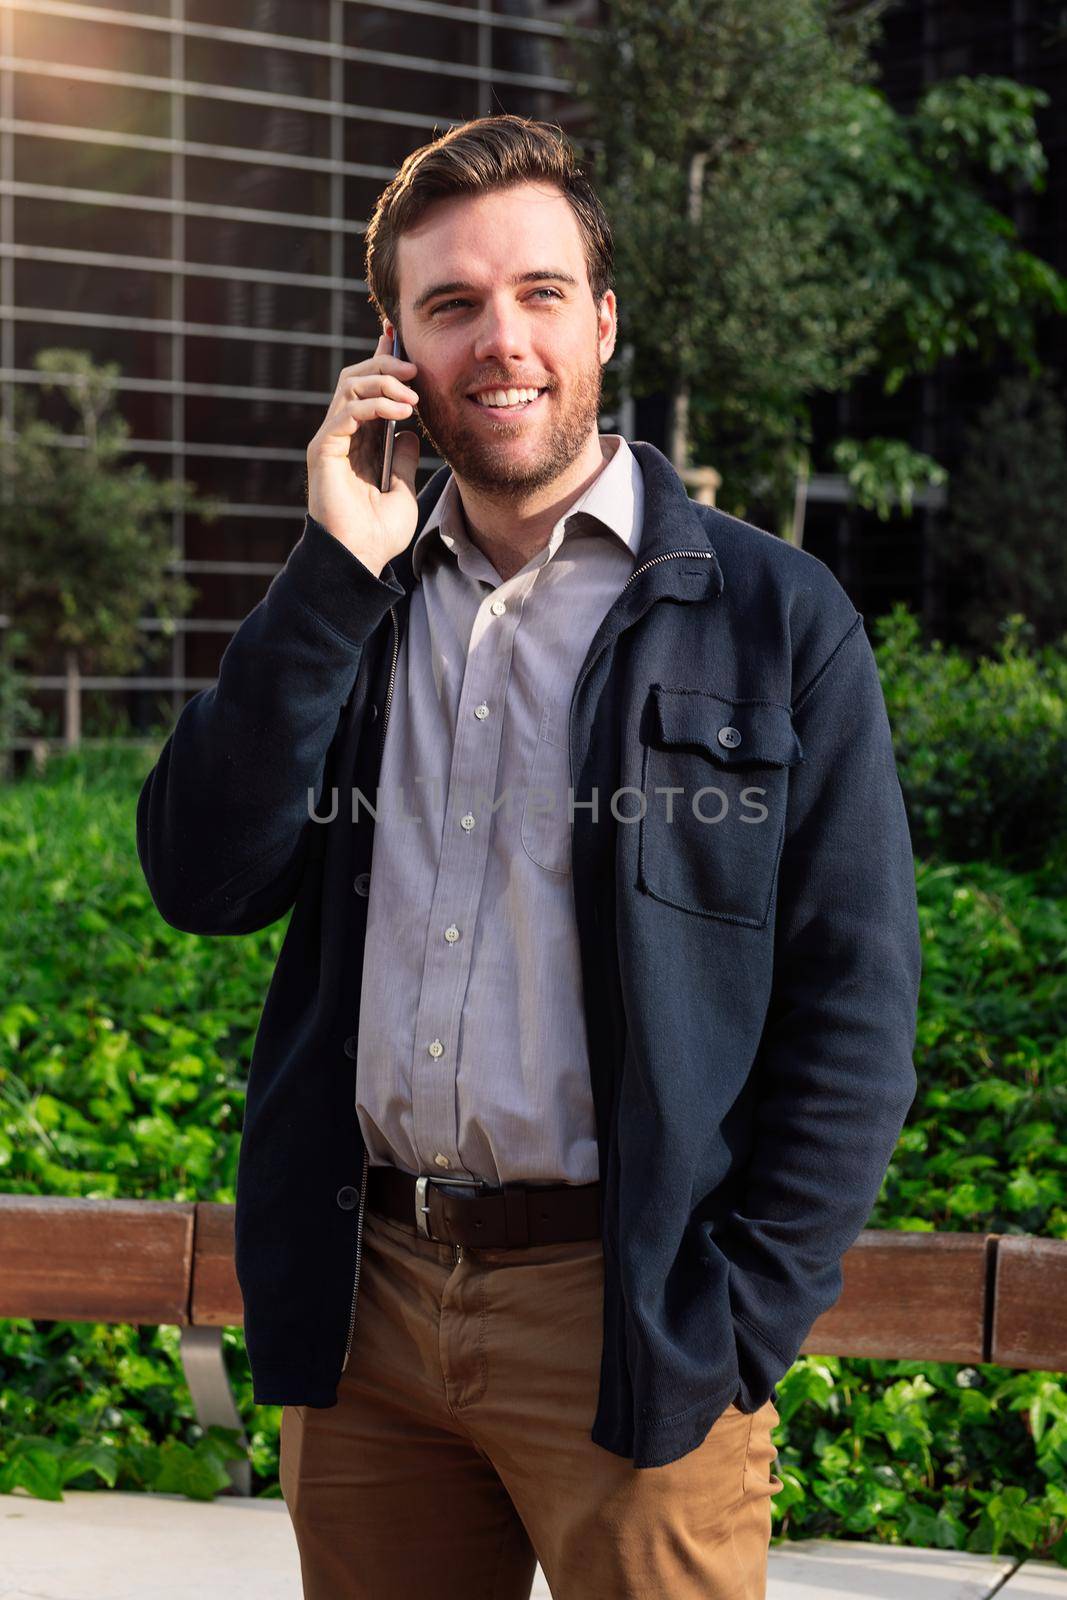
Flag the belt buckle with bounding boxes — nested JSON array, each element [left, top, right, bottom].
[[415, 1173, 489, 1240]]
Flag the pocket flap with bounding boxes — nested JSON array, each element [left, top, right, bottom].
[[648, 685, 803, 768]]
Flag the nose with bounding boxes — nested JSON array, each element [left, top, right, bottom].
[[472, 302, 531, 368]]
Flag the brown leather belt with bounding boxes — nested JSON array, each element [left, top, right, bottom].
[[366, 1163, 601, 1248]]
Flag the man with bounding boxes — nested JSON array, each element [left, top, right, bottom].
[[136, 113, 921, 1598]]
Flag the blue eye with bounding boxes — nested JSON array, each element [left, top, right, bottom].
[[430, 288, 563, 315]]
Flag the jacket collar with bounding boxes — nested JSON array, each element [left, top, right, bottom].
[[385, 439, 724, 608]]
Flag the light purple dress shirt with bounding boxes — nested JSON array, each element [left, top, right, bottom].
[[355, 433, 645, 1186]]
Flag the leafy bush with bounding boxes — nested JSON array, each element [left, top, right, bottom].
[[0, 746, 1065, 1562], [0, 742, 286, 1499], [874, 604, 1067, 885]]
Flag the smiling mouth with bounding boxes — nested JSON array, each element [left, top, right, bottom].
[[466, 388, 549, 418]]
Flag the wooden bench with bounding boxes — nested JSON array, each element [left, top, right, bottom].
[[2, 1195, 1066, 1499]]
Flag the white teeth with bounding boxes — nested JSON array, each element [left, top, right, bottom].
[[473, 387, 542, 408]]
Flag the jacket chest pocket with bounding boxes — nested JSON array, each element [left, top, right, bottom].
[[637, 684, 803, 928]]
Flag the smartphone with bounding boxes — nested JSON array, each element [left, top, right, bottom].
[[379, 327, 408, 493]]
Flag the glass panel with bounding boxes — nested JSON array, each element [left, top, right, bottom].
[[183, 568, 273, 621], [185, 512, 295, 566], [12, 379, 174, 444], [346, 5, 477, 57], [185, 273, 337, 337], [179, 634, 219, 679], [341, 297, 383, 349], [183, 213, 333, 274], [492, 27, 556, 80], [344, 173, 383, 231], [345, 58, 480, 120], [185, 34, 332, 102], [344, 230, 370, 288], [182, 452, 441, 534], [13, 12, 172, 77], [117, 388, 177, 441], [184, 394, 325, 451], [71, 0, 171, 17], [494, 84, 566, 120], [181, 449, 307, 506], [13, 317, 172, 385], [184, 0, 332, 41], [184, 334, 335, 395], [185, 95, 331, 162], [185, 154, 333, 219], [342, 119, 419, 171], [13, 71, 169, 138], [14, 133, 171, 200], [16, 195, 172, 258], [14, 259, 173, 323], [348, 0, 476, 33]]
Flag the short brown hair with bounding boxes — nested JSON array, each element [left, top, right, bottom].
[[363, 114, 614, 337]]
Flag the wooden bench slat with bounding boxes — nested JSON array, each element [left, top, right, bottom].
[[0, 1196, 195, 1324], [191, 1201, 243, 1326], [3, 1198, 1067, 1381], [800, 1230, 990, 1363], [991, 1236, 1067, 1370]]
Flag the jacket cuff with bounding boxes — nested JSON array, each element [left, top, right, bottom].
[[279, 513, 405, 642]]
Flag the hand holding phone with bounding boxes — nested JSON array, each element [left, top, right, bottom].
[[306, 328, 421, 579]]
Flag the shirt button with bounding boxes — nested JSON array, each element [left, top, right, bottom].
[[460, 813, 475, 831], [336, 1186, 359, 1209], [354, 871, 371, 895], [490, 599, 506, 616], [343, 1035, 358, 1058], [474, 703, 490, 720], [434, 1153, 451, 1169], [368, 703, 379, 722], [428, 1039, 444, 1058], [444, 925, 460, 943], [717, 725, 742, 749]]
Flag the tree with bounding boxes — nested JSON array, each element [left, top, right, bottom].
[[933, 369, 1067, 651], [0, 349, 215, 749], [0, 624, 43, 781], [566, 1, 1067, 536]]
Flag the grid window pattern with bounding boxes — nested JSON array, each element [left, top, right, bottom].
[[0, 0, 600, 738]]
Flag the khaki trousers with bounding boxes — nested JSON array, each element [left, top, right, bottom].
[[279, 1202, 784, 1599]]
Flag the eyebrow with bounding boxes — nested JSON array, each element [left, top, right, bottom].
[[412, 269, 580, 313]]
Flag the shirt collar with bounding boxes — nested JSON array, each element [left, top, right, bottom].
[[410, 433, 644, 583]]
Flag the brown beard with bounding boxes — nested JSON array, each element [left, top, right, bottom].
[[413, 346, 605, 503]]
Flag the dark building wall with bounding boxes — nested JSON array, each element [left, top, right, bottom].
[[0, 0, 597, 740]]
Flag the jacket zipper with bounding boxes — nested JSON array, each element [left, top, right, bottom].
[[341, 602, 400, 1374], [623, 550, 714, 589], [570, 550, 716, 785], [567, 548, 717, 934]]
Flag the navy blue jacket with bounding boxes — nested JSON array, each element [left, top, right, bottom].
[[136, 439, 921, 1469]]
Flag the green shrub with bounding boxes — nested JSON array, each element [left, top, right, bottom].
[[0, 744, 286, 1499], [874, 604, 1067, 886]]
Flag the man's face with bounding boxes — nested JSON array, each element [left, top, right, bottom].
[[392, 181, 616, 499]]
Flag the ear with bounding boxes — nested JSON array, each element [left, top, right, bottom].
[[597, 289, 617, 364]]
